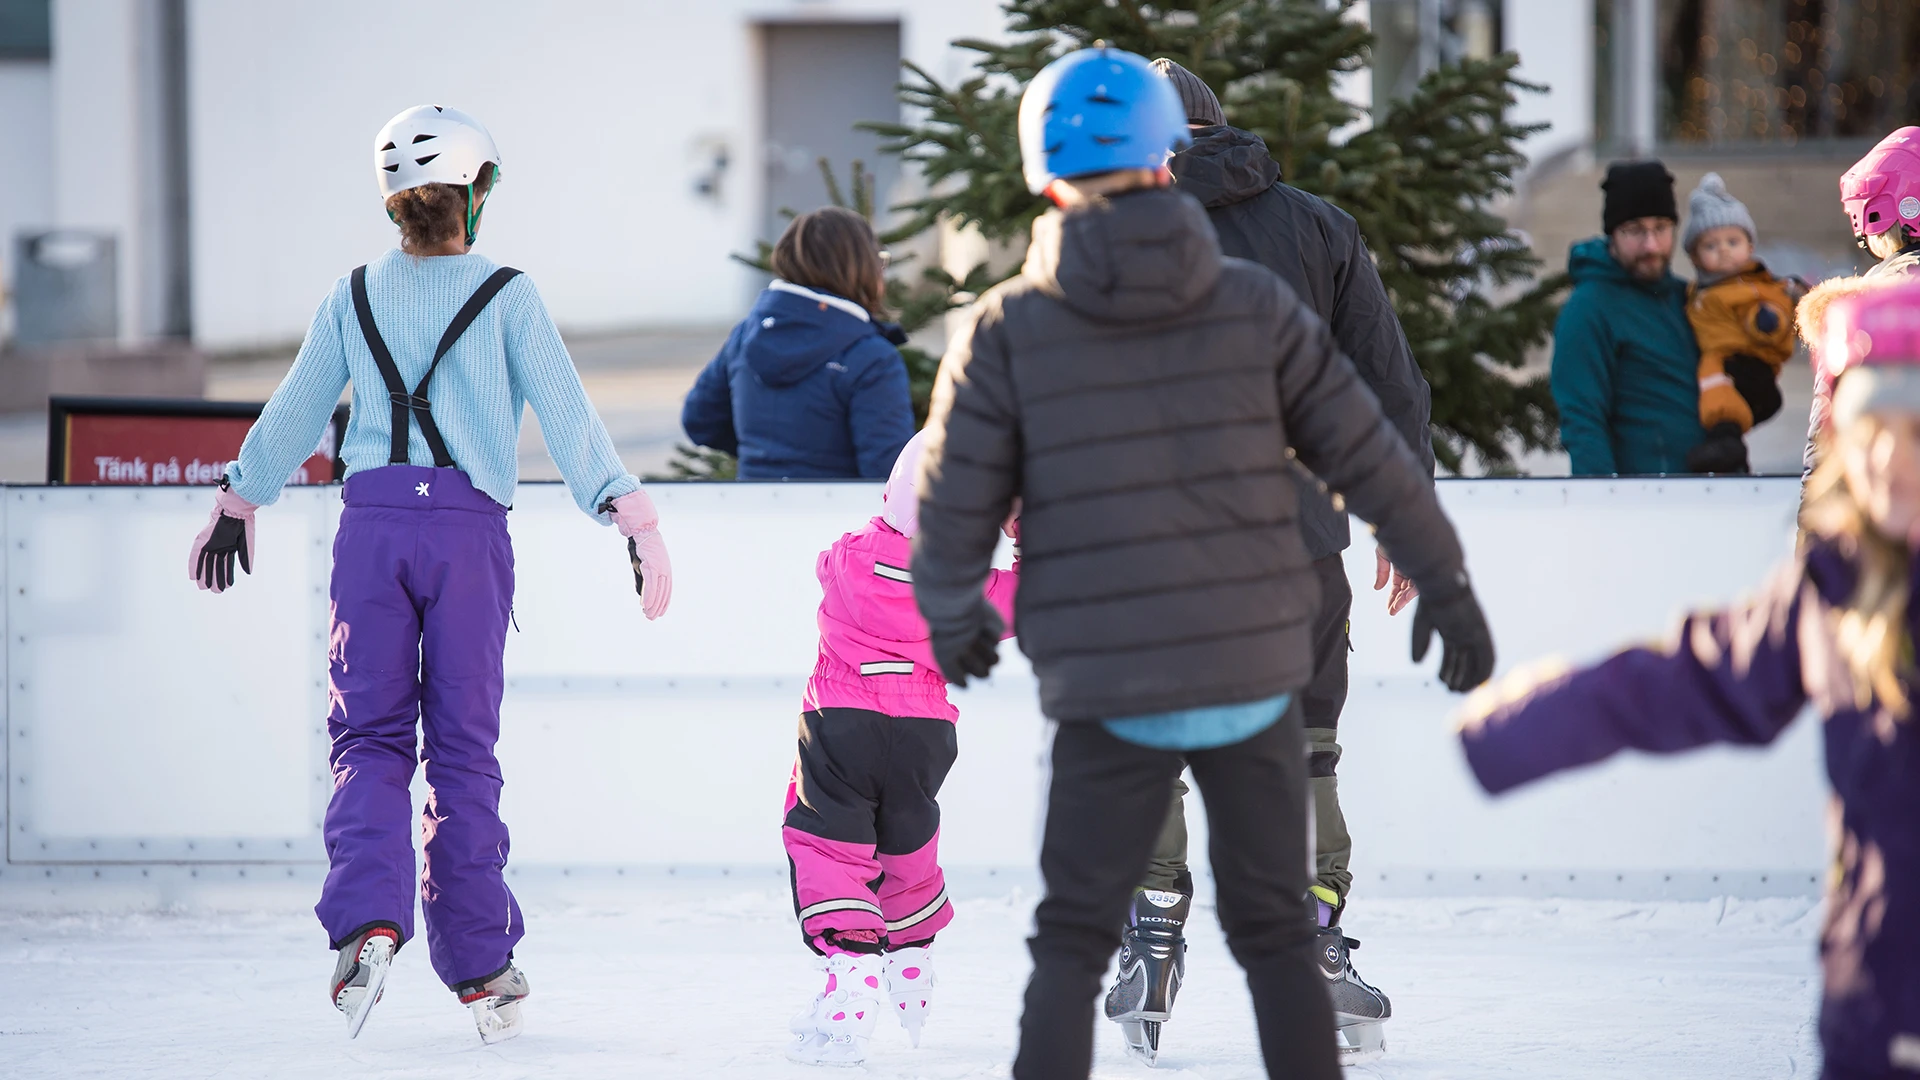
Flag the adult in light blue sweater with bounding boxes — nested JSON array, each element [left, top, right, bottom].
[[184, 105, 672, 1045]]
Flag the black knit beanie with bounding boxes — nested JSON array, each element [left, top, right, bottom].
[[1150, 58, 1226, 127], [1602, 160, 1678, 234]]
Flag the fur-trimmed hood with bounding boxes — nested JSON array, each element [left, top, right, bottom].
[[1799, 251, 1920, 364]]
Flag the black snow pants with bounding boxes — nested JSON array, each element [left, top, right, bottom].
[[1012, 704, 1340, 1080]]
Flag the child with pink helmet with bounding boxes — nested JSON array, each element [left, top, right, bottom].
[[1802, 127, 1920, 477], [1462, 279, 1920, 1079], [781, 429, 1019, 1066]]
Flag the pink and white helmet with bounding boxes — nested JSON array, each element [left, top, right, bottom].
[[1825, 280, 1920, 427], [1840, 126, 1920, 240], [882, 430, 930, 538]]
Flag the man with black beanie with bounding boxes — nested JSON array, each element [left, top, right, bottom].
[[1084, 57, 1435, 1066], [1551, 160, 1704, 474]]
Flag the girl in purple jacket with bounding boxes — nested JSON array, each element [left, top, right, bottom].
[[1459, 281, 1920, 1080], [782, 430, 1019, 1066]]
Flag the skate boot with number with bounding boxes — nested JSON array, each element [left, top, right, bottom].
[[456, 962, 530, 1045], [330, 923, 400, 1038], [1104, 887, 1191, 1066], [788, 952, 887, 1066], [1316, 926, 1389, 1062], [885, 944, 936, 1048]]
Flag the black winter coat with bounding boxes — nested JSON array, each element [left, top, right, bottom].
[[1173, 126, 1434, 558], [911, 188, 1466, 723]]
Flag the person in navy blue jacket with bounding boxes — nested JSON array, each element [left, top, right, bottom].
[[683, 207, 915, 478]]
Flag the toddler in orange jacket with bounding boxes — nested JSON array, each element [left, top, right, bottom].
[[1682, 173, 1806, 474]]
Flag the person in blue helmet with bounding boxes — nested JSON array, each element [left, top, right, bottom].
[[907, 47, 1493, 1080]]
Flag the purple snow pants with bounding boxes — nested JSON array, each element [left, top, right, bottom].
[[314, 465, 522, 989]]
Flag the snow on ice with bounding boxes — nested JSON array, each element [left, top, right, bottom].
[[0, 880, 1821, 1079]]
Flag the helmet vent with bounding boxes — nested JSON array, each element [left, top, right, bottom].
[[1870, 211, 1883, 222], [1093, 135, 1127, 145], [1088, 93, 1124, 105], [411, 133, 436, 144], [380, 141, 396, 151], [382, 163, 399, 172], [414, 153, 439, 166]]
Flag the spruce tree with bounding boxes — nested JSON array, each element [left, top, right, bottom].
[[866, 0, 1566, 473], [670, 0, 1566, 478]]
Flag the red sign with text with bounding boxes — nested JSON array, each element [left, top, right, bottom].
[[58, 412, 336, 486]]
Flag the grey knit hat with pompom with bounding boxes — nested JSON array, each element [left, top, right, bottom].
[[1683, 172, 1758, 252]]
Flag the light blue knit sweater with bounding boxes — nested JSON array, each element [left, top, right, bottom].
[[228, 249, 639, 518]]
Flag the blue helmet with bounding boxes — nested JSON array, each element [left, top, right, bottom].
[[1018, 46, 1192, 195]]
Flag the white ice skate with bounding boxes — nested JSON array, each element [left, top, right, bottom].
[[457, 963, 530, 1045], [788, 953, 887, 1066], [331, 926, 399, 1039], [884, 945, 936, 1048]]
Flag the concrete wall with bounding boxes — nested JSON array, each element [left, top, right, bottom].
[[0, 58, 53, 329], [1, 478, 1827, 902], [180, 0, 1001, 350]]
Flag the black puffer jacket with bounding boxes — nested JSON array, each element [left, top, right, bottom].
[[911, 188, 1466, 722], [1173, 126, 1434, 559]]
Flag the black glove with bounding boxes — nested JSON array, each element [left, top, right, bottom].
[[194, 513, 252, 591], [1724, 354, 1783, 425], [1411, 582, 1494, 692], [1685, 422, 1750, 475], [930, 601, 1005, 687]]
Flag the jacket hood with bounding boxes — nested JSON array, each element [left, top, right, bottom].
[[1798, 270, 1918, 354], [1023, 188, 1224, 322], [1170, 125, 1280, 209], [737, 281, 878, 388], [1567, 236, 1685, 295]]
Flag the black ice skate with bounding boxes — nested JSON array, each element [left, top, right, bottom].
[[1316, 926, 1390, 1062], [1104, 887, 1190, 1066]]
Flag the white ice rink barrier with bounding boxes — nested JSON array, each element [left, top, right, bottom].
[[0, 478, 1823, 902]]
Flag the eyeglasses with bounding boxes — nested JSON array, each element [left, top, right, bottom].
[[1614, 219, 1675, 242]]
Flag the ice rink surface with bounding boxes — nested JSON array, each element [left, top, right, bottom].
[[1, 881, 1822, 1079]]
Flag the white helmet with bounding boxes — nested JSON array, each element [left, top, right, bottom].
[[374, 105, 500, 200]]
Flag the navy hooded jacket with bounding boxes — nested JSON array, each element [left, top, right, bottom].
[[682, 281, 915, 479]]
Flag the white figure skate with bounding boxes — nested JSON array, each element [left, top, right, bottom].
[[330, 926, 399, 1039], [788, 953, 887, 1066], [458, 963, 530, 1045], [885, 945, 936, 1048]]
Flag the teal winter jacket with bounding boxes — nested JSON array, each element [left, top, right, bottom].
[[1550, 238, 1701, 475]]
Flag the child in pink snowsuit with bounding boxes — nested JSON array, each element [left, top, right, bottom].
[[783, 430, 1018, 1065]]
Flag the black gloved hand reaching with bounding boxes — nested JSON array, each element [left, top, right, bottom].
[[1723, 354, 1783, 425], [1686, 421, 1751, 475], [1411, 580, 1495, 692], [930, 601, 1005, 687]]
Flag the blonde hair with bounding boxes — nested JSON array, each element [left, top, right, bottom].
[[1801, 422, 1912, 717]]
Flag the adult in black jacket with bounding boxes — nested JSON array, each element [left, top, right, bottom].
[[1097, 59, 1435, 1061], [911, 47, 1492, 1079]]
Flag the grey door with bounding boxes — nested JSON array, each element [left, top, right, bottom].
[[760, 22, 902, 243]]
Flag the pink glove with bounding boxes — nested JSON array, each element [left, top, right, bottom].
[[188, 483, 258, 593], [606, 490, 673, 620]]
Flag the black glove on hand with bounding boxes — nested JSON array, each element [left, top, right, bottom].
[[195, 513, 252, 591], [1724, 354, 1783, 425], [1685, 422, 1751, 475], [930, 601, 1005, 687], [1411, 582, 1495, 692]]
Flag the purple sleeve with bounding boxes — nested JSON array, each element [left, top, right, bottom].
[[1458, 560, 1811, 795]]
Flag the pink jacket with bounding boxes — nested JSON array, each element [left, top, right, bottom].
[[803, 515, 1018, 722]]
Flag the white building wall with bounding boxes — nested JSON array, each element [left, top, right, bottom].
[[182, 0, 1002, 350], [0, 58, 54, 322], [1503, 0, 1594, 168]]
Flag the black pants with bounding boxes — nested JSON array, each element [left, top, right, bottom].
[[1013, 707, 1339, 1080]]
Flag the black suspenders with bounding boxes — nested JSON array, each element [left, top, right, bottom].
[[349, 264, 523, 469]]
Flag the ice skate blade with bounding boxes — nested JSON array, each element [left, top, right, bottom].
[[1120, 1019, 1162, 1067], [787, 1033, 869, 1067], [335, 936, 393, 1040], [1334, 1019, 1386, 1064], [471, 998, 523, 1045]]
